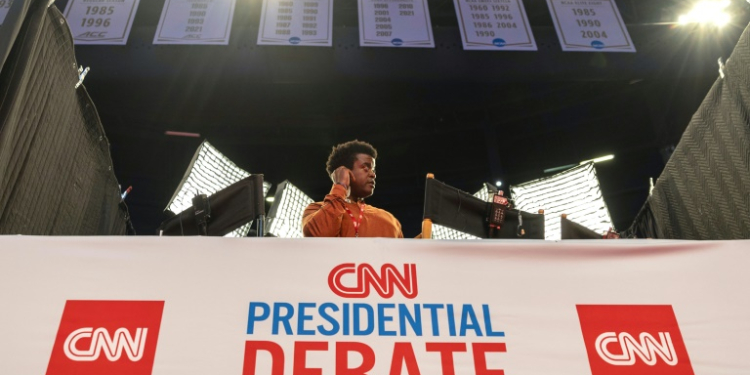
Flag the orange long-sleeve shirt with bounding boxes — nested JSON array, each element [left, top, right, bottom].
[[302, 184, 404, 238]]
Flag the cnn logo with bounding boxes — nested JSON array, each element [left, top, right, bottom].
[[328, 263, 418, 299], [64, 327, 149, 361], [47, 300, 164, 375], [577, 305, 694, 375]]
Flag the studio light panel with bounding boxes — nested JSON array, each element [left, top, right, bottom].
[[267, 181, 314, 238], [166, 140, 270, 237], [510, 162, 613, 241]]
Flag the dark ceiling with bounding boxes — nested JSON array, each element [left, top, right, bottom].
[[57, 0, 750, 236]]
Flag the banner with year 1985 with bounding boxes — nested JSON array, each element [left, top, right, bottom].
[[63, 0, 141, 45], [546, 0, 635, 52], [453, 0, 536, 51]]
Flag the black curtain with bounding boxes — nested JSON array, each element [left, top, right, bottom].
[[0, 0, 129, 234], [627, 23, 750, 239]]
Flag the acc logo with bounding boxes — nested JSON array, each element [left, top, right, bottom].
[[328, 263, 417, 299], [577, 305, 694, 375], [47, 300, 164, 375], [77, 31, 107, 38]]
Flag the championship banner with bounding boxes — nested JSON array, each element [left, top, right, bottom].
[[153, 0, 236, 45], [257, 0, 333, 46], [63, 0, 141, 45], [545, 0, 635, 52], [1, 237, 748, 374], [0, 0, 12, 26], [453, 0, 536, 51], [358, 0, 434, 48]]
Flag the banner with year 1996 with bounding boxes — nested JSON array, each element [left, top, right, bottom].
[[453, 0, 536, 51], [359, 0, 435, 48], [154, 0, 236, 45], [63, 0, 141, 45], [546, 0, 635, 52], [257, 0, 333, 46]]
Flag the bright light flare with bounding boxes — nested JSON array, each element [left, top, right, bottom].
[[579, 154, 614, 165], [678, 0, 731, 27]]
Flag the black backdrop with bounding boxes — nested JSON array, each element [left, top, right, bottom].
[[0, 0, 128, 235]]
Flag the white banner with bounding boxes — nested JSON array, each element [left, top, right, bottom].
[[453, 0, 536, 51], [546, 0, 635, 52], [358, 0, 434, 48], [257, 0, 333, 46], [64, 0, 141, 45], [153, 0, 236, 45], [0, 0, 13, 26], [1, 237, 748, 374]]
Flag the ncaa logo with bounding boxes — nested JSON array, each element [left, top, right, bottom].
[[577, 305, 694, 375], [47, 300, 164, 375], [328, 263, 417, 299]]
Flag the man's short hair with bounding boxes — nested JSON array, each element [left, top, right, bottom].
[[326, 140, 378, 175]]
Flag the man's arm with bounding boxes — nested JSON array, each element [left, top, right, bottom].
[[302, 183, 349, 237]]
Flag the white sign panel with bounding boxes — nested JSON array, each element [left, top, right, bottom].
[[257, 0, 332, 46], [358, 0, 434, 48], [154, 0, 236, 45], [546, 0, 635, 52], [63, 0, 141, 45], [0, 0, 13, 26], [453, 0, 536, 50], [1, 237, 750, 374]]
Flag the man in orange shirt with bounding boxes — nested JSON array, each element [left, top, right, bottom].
[[302, 140, 403, 238]]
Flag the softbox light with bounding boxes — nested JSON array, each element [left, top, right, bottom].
[[159, 175, 266, 236], [165, 140, 270, 237], [266, 180, 314, 238], [510, 162, 613, 241]]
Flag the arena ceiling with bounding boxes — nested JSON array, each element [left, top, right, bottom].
[[58, 0, 750, 236]]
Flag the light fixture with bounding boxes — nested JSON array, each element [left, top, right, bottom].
[[579, 154, 614, 165], [511, 162, 614, 241], [165, 140, 270, 237], [678, 0, 731, 27], [266, 180, 314, 238], [495, 180, 503, 187], [545, 154, 614, 173]]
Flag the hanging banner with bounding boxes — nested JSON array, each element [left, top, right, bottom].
[[453, 0, 536, 51], [257, 0, 333, 46], [153, 0, 236, 45], [358, 0, 434, 48], [63, 0, 141, 45], [0, 0, 13, 26], [546, 0, 635, 52], [1, 237, 749, 374]]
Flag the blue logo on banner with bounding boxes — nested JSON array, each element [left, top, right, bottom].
[[391, 38, 404, 46], [289, 37, 301, 45], [591, 40, 605, 49], [492, 38, 506, 47]]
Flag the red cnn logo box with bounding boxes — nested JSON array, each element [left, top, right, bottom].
[[577, 305, 694, 375], [47, 300, 164, 375]]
